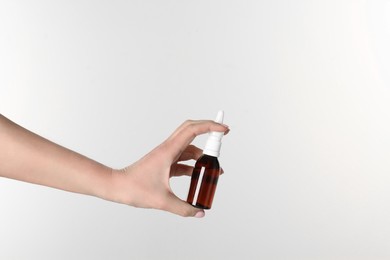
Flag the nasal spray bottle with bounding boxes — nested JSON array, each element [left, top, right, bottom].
[[187, 110, 225, 209]]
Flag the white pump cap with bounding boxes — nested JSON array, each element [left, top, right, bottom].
[[203, 110, 225, 157]]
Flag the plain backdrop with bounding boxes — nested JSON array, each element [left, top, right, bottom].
[[1, 0, 390, 259]]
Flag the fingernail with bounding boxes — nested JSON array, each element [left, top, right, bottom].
[[194, 211, 205, 218], [221, 123, 229, 128]]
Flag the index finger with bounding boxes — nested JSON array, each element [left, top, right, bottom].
[[165, 120, 229, 160]]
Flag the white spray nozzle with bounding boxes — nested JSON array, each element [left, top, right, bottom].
[[203, 110, 225, 157], [215, 110, 224, 124]]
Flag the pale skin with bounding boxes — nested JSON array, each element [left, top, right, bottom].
[[0, 114, 229, 218]]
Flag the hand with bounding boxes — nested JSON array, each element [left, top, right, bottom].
[[107, 120, 229, 217]]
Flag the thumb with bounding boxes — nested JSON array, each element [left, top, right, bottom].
[[163, 193, 205, 218]]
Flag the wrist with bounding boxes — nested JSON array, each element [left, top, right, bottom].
[[88, 164, 116, 201], [100, 168, 131, 205]]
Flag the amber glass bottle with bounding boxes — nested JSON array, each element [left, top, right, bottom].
[[187, 154, 220, 209], [187, 110, 225, 210]]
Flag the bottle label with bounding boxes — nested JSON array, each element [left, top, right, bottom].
[[192, 167, 205, 205]]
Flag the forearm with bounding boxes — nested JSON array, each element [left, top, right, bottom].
[[0, 114, 112, 199]]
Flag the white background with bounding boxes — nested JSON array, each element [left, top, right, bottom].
[[1, 0, 390, 259]]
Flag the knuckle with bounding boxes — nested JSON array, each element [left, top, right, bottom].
[[185, 123, 197, 135], [181, 207, 194, 217], [154, 196, 168, 211], [180, 121, 197, 137], [183, 119, 194, 127]]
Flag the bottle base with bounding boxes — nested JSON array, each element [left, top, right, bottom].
[[189, 202, 210, 210]]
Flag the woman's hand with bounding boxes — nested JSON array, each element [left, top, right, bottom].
[[107, 120, 229, 217]]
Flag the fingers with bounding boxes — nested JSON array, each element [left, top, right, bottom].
[[166, 120, 229, 161], [170, 120, 228, 148], [171, 164, 224, 177], [162, 193, 205, 218], [148, 119, 229, 217], [170, 163, 194, 177], [177, 145, 203, 161]]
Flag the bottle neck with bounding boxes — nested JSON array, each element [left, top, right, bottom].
[[203, 131, 223, 157]]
